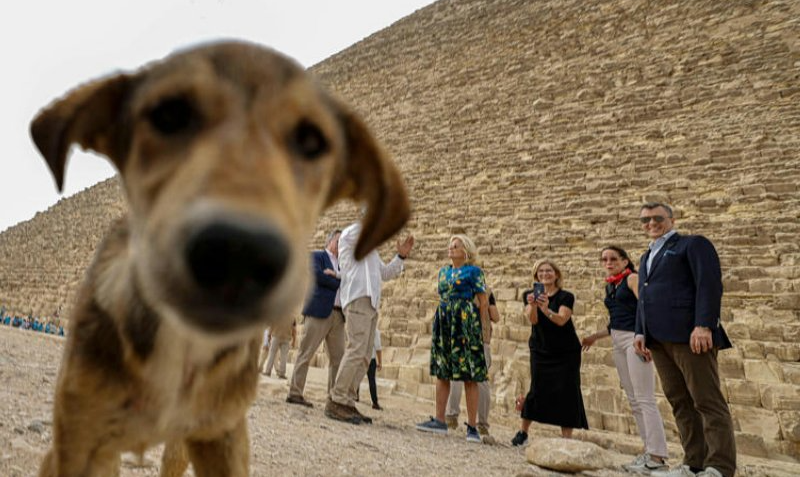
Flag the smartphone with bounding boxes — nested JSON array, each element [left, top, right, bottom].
[[533, 282, 545, 299]]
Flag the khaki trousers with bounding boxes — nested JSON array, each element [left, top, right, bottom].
[[611, 330, 668, 458], [288, 309, 345, 398], [445, 344, 492, 428], [264, 337, 290, 377], [331, 297, 377, 407], [650, 340, 736, 477]]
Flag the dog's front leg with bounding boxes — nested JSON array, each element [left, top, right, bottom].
[[184, 419, 250, 477], [38, 441, 121, 477], [159, 440, 189, 477]]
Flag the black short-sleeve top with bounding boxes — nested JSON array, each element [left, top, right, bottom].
[[521, 288, 579, 355]]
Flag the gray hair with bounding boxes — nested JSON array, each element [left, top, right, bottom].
[[325, 229, 342, 246], [641, 202, 674, 218]]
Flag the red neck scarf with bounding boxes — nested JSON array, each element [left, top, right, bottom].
[[605, 268, 632, 286]]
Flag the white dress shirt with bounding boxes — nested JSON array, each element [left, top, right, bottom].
[[325, 249, 342, 307], [372, 328, 382, 360], [338, 222, 404, 310], [646, 229, 678, 274]]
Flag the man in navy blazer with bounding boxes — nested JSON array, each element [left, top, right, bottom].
[[633, 203, 735, 477], [286, 230, 345, 408]]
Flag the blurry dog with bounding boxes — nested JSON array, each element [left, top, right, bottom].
[[31, 40, 409, 477]]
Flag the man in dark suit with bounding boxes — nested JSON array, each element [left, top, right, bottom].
[[633, 203, 735, 477], [286, 230, 345, 408]]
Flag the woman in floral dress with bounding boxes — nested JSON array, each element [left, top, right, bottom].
[[416, 234, 489, 443]]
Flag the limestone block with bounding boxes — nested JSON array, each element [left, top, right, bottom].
[[589, 386, 623, 414], [749, 278, 774, 293], [778, 411, 800, 443], [735, 432, 770, 458], [775, 293, 800, 310], [507, 325, 530, 342], [718, 351, 745, 379], [525, 437, 613, 472], [760, 384, 800, 411], [743, 359, 782, 383], [409, 348, 430, 365], [782, 364, 800, 386], [393, 347, 412, 364], [395, 380, 419, 397], [731, 405, 782, 441], [406, 321, 428, 334], [415, 335, 432, 350], [496, 339, 522, 359], [381, 364, 399, 380], [741, 342, 766, 360], [725, 321, 750, 340], [391, 334, 413, 347], [495, 287, 517, 301], [763, 342, 800, 362], [783, 325, 800, 343], [750, 324, 784, 342], [417, 383, 435, 401], [601, 413, 635, 434], [726, 379, 762, 406]]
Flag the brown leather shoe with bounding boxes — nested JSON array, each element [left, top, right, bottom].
[[286, 395, 314, 408], [348, 405, 372, 424], [324, 400, 362, 425]]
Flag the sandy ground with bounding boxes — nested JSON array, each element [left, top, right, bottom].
[[1, 326, 798, 476]]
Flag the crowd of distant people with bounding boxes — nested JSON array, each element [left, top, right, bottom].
[[264, 202, 734, 477], [0, 307, 65, 336]]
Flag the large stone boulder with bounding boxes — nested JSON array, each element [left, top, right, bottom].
[[525, 437, 614, 473]]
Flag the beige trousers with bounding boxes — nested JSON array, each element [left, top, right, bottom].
[[611, 330, 669, 458], [445, 344, 492, 428], [330, 297, 377, 407], [264, 337, 290, 377], [288, 309, 345, 398]]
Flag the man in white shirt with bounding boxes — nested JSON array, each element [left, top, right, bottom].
[[325, 221, 414, 424]]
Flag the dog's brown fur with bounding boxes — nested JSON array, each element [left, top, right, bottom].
[[30, 41, 409, 477]]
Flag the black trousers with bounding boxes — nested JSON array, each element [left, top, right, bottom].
[[367, 358, 379, 405]]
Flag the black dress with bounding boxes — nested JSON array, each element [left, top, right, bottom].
[[520, 288, 589, 429]]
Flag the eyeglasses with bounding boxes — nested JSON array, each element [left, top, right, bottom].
[[639, 216, 668, 224]]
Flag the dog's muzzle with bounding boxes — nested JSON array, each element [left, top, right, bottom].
[[184, 220, 289, 313]]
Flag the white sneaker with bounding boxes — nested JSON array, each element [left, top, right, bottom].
[[651, 465, 697, 477], [623, 453, 668, 474], [696, 468, 723, 477]]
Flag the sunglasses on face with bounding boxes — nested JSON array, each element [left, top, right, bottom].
[[639, 215, 668, 224]]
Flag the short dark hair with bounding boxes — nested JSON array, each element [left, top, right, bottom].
[[641, 202, 673, 218], [601, 245, 637, 273], [325, 229, 342, 246]]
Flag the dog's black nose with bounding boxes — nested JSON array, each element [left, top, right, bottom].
[[184, 221, 289, 308]]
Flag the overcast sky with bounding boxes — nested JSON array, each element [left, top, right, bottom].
[[0, 0, 435, 233]]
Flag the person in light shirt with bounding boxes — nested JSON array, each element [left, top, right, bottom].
[[324, 220, 414, 425]]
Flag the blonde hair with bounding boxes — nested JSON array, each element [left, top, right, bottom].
[[450, 234, 478, 264], [532, 259, 563, 289]]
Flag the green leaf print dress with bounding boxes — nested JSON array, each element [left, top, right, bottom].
[[430, 264, 488, 381]]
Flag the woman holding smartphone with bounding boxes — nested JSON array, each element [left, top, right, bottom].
[[581, 246, 669, 473], [511, 259, 587, 446]]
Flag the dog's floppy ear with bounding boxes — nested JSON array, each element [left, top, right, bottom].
[[329, 104, 410, 260], [30, 74, 132, 192]]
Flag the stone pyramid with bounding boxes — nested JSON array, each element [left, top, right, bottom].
[[1, 0, 798, 459]]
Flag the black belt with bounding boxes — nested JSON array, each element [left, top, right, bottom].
[[333, 306, 343, 312]]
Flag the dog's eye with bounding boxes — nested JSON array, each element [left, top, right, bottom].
[[147, 97, 197, 135], [289, 120, 329, 160]]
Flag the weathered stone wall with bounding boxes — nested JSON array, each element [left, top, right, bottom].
[[0, 0, 798, 459]]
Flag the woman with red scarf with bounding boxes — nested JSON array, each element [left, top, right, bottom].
[[582, 246, 669, 474]]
